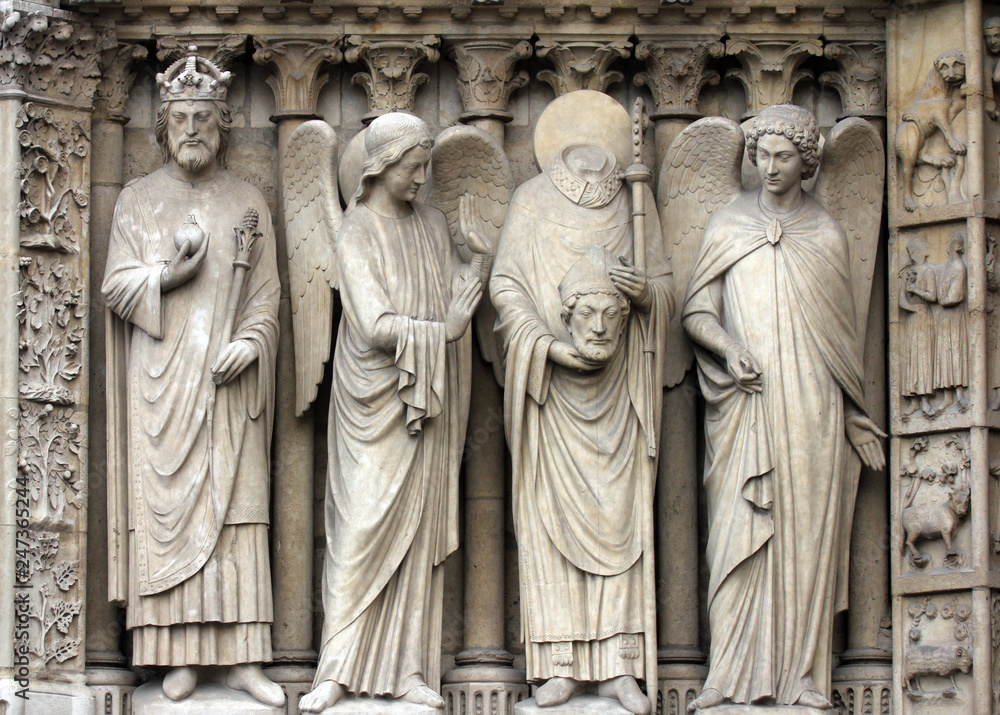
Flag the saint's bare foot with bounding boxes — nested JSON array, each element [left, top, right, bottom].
[[162, 666, 198, 701], [599, 675, 651, 715], [402, 684, 445, 709], [227, 663, 286, 708], [300, 680, 345, 713], [535, 677, 577, 707]]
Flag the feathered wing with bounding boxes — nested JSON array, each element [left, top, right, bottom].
[[282, 119, 343, 415], [658, 116, 745, 388], [430, 124, 514, 384], [812, 117, 885, 345]]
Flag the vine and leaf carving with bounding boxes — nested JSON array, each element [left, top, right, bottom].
[[17, 402, 85, 526], [15, 528, 82, 666], [17, 102, 91, 252], [900, 434, 971, 570], [904, 597, 972, 702], [18, 256, 86, 405]]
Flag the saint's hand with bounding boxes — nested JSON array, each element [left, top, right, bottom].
[[459, 193, 491, 255], [548, 340, 602, 372], [609, 260, 651, 310], [846, 413, 888, 471], [724, 343, 763, 393], [211, 339, 258, 385], [161, 231, 210, 292], [444, 273, 483, 342]]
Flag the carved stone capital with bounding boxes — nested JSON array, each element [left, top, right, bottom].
[[634, 39, 725, 119], [253, 37, 343, 120], [0, 10, 108, 105], [535, 39, 632, 95], [448, 39, 531, 123], [94, 42, 148, 123], [156, 34, 247, 71], [820, 42, 887, 118], [344, 34, 441, 123], [725, 37, 823, 115]]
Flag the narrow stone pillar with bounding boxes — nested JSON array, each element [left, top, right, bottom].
[[818, 39, 894, 712], [725, 36, 823, 118], [632, 37, 727, 711], [253, 35, 342, 707], [441, 37, 531, 715], [85, 40, 147, 715]]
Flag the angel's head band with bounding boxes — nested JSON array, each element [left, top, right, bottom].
[[350, 112, 435, 210], [745, 104, 821, 180]]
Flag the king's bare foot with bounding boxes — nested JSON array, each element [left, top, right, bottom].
[[162, 666, 198, 702], [227, 663, 285, 708]]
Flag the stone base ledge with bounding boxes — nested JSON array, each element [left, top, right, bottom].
[[318, 697, 437, 714], [515, 695, 631, 714], [132, 681, 283, 715], [698, 706, 828, 715]]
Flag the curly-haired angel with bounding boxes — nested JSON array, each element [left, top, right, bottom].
[[278, 111, 511, 711], [661, 104, 887, 711]]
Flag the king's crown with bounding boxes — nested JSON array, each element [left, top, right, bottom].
[[156, 45, 232, 103]]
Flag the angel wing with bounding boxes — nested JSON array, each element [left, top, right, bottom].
[[430, 124, 514, 384], [812, 117, 885, 344], [282, 119, 343, 416], [657, 116, 745, 388]]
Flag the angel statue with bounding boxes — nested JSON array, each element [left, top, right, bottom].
[[663, 104, 887, 711], [491, 90, 673, 714], [279, 111, 509, 711]]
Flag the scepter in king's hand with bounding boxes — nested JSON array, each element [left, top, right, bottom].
[[212, 207, 261, 386]]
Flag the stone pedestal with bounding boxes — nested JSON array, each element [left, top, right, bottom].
[[132, 681, 284, 715], [442, 649, 528, 715], [699, 707, 828, 715], [318, 698, 437, 714], [514, 695, 630, 714]]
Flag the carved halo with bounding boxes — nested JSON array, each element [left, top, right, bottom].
[[533, 89, 631, 171]]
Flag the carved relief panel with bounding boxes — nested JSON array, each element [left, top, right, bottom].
[[900, 593, 974, 711]]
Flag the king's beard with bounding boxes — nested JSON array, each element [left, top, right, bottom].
[[169, 133, 220, 174]]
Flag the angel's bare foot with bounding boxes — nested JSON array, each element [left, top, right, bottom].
[[162, 666, 198, 701], [536, 677, 577, 707], [796, 689, 833, 709], [300, 681, 345, 713], [227, 663, 285, 708], [598, 676, 651, 715], [687, 688, 725, 712], [402, 684, 445, 709]]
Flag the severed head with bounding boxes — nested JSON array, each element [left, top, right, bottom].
[[559, 246, 630, 364]]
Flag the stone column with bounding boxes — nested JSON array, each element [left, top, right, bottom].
[[1, 6, 105, 711], [633, 36, 726, 713], [819, 39, 894, 713], [343, 35, 440, 124], [534, 38, 632, 95], [252, 35, 342, 710], [440, 37, 531, 715], [725, 36, 823, 118], [85, 40, 147, 715], [887, 1, 994, 712]]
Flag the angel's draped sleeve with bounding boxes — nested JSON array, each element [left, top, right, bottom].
[[102, 186, 166, 339]]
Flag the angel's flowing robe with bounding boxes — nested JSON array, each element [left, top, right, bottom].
[[491, 171, 672, 684], [102, 169, 279, 665], [683, 191, 866, 704], [313, 202, 470, 696]]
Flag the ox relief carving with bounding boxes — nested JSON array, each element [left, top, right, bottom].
[[18, 102, 91, 253], [899, 232, 969, 420], [904, 596, 973, 703], [900, 434, 971, 571], [895, 50, 968, 212], [18, 255, 86, 405]]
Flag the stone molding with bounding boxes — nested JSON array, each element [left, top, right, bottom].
[[253, 37, 343, 119], [344, 34, 441, 122], [725, 36, 823, 116], [94, 41, 147, 123], [448, 38, 531, 123], [634, 39, 725, 119], [535, 39, 632, 95], [821, 41, 887, 117]]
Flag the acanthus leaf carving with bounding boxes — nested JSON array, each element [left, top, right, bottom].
[[724, 37, 823, 115], [17, 103, 91, 253], [634, 40, 725, 117], [449, 39, 532, 121], [535, 40, 632, 95], [95, 42, 149, 123], [345, 35, 441, 122], [156, 34, 247, 71], [820, 42, 887, 117], [252, 37, 343, 117]]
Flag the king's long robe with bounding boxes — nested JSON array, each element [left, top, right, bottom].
[[103, 169, 279, 665], [312, 202, 471, 696], [491, 170, 672, 684], [683, 191, 866, 704]]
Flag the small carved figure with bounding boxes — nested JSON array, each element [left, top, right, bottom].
[[931, 231, 969, 412], [901, 485, 970, 568], [102, 47, 283, 706], [281, 112, 505, 712], [983, 18, 1000, 118], [670, 105, 885, 711], [899, 236, 937, 419], [895, 50, 968, 211], [903, 645, 972, 698]]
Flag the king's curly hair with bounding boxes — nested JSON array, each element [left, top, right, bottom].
[[745, 104, 821, 180]]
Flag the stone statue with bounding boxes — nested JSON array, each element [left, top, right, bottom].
[[491, 90, 673, 714], [280, 112, 503, 711], [984, 17, 1000, 119], [102, 47, 284, 706], [899, 236, 937, 419], [665, 104, 886, 711]]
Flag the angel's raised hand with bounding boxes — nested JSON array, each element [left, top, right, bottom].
[[459, 193, 491, 255]]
